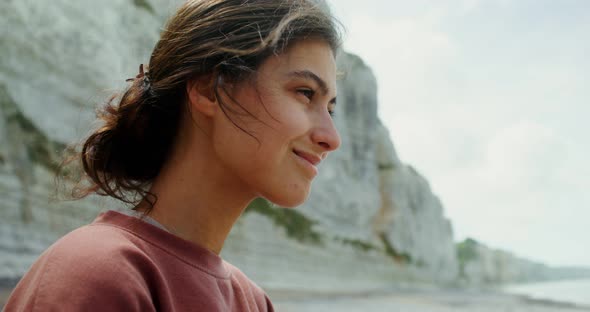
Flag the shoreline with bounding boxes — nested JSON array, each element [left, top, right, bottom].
[[519, 295, 589, 310]]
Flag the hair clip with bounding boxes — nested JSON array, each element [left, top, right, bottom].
[[126, 64, 149, 82]]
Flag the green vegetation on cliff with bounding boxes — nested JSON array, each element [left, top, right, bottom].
[[335, 237, 380, 253], [132, 0, 155, 14], [456, 237, 480, 277], [379, 233, 413, 264], [245, 198, 323, 245], [246, 198, 420, 266], [0, 84, 66, 174]]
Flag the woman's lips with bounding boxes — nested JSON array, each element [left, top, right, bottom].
[[293, 149, 320, 176], [293, 150, 321, 166]]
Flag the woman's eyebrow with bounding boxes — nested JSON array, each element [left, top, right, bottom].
[[286, 70, 330, 95]]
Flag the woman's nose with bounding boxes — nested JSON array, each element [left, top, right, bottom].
[[311, 113, 341, 154]]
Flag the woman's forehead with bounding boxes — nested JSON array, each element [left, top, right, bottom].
[[260, 40, 337, 87]]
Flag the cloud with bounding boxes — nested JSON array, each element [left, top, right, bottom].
[[438, 120, 590, 266], [479, 121, 566, 192]]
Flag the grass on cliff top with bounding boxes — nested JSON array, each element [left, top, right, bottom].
[[457, 238, 479, 263], [457, 238, 480, 277], [456, 238, 479, 267], [245, 198, 323, 245]]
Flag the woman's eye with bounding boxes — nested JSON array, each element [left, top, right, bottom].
[[296, 88, 315, 100], [327, 104, 336, 118]]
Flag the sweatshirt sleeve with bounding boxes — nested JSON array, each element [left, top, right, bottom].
[[4, 229, 156, 312]]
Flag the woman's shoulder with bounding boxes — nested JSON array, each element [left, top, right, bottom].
[[33, 219, 152, 283], [32, 212, 152, 271], [4, 212, 156, 311], [224, 261, 275, 311], [54, 213, 146, 256]]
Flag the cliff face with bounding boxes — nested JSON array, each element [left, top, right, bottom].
[[1, 0, 459, 288], [0, 0, 170, 280], [374, 123, 458, 283]]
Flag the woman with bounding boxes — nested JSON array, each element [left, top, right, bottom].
[[5, 0, 341, 311]]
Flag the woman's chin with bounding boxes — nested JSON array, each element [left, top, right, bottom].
[[275, 200, 304, 209], [264, 191, 309, 208]]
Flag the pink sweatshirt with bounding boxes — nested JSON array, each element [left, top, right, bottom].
[[5, 211, 274, 312]]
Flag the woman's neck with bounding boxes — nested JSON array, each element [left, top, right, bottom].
[[138, 124, 255, 255]]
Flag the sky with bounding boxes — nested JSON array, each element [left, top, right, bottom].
[[326, 0, 590, 267]]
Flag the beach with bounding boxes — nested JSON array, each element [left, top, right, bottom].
[[270, 288, 590, 312], [2, 285, 589, 311]]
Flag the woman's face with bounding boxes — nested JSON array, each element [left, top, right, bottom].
[[212, 39, 340, 207]]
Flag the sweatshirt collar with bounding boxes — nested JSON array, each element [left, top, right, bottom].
[[93, 210, 231, 279]]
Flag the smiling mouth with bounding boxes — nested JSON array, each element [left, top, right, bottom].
[[293, 149, 320, 177], [293, 149, 321, 166]]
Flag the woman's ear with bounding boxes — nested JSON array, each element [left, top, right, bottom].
[[186, 76, 217, 117]]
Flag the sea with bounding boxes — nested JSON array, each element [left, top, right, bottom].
[[503, 278, 590, 307]]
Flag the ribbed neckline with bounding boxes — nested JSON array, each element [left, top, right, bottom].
[[92, 210, 230, 279]]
